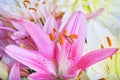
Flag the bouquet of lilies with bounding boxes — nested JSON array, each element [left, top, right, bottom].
[[0, 0, 120, 80]]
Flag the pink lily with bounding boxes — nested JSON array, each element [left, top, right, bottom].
[[9, 63, 20, 80], [0, 21, 17, 63], [5, 11, 118, 80], [0, 18, 37, 50], [8, 62, 29, 80]]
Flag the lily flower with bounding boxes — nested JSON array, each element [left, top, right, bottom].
[[86, 20, 120, 51], [0, 0, 58, 25], [0, 18, 38, 50], [0, 19, 37, 78], [8, 62, 20, 80], [5, 11, 118, 80], [56, 0, 120, 37], [0, 21, 17, 64], [8, 62, 29, 80], [86, 20, 120, 80], [0, 61, 29, 80]]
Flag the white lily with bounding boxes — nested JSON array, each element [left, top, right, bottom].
[[86, 20, 120, 80], [87, 20, 120, 50], [0, 0, 57, 25], [57, 0, 120, 37], [0, 0, 29, 19]]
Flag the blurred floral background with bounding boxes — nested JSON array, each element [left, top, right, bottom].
[[0, 0, 120, 80]]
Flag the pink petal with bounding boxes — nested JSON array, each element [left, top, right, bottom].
[[5, 45, 53, 73], [79, 48, 118, 70], [69, 48, 118, 74], [19, 19, 55, 58], [10, 20, 25, 31], [64, 11, 86, 62], [28, 73, 55, 80], [63, 11, 86, 35], [9, 63, 20, 80], [0, 27, 15, 32], [11, 31, 28, 40]]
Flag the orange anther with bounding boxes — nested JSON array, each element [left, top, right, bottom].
[[53, 28, 57, 33], [99, 78, 106, 80], [29, 18, 35, 22], [110, 55, 113, 60], [42, 1, 46, 4], [101, 44, 104, 49], [29, 8, 37, 12], [35, 2, 39, 7], [49, 33, 54, 41], [63, 29, 67, 35], [69, 34, 78, 39], [59, 33, 64, 45], [20, 43, 26, 48], [23, 0, 31, 8], [77, 72, 82, 80], [24, 0, 30, 2], [106, 36, 112, 47]]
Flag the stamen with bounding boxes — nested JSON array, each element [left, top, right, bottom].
[[77, 77, 81, 80], [35, 2, 39, 7], [56, 12, 64, 19], [77, 72, 82, 80], [69, 34, 78, 39], [59, 33, 64, 45], [24, 0, 30, 3], [39, 18, 45, 25], [48, 28, 78, 45], [53, 28, 57, 33], [29, 8, 37, 12], [24, 0, 30, 1], [64, 36, 74, 44], [101, 44, 104, 49], [29, 18, 35, 22], [110, 55, 113, 60], [106, 36, 112, 47], [23, 0, 31, 8], [42, 1, 46, 4], [20, 43, 26, 48], [99, 78, 106, 80], [49, 33, 54, 41], [63, 29, 67, 35]]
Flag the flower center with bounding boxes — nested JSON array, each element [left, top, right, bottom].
[[49, 28, 78, 45]]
